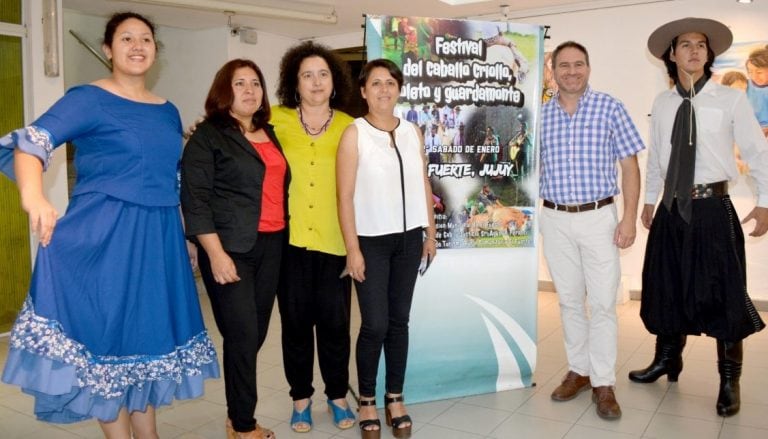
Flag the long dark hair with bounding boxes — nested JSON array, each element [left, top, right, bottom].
[[662, 36, 715, 82], [204, 59, 271, 132], [276, 41, 351, 109]]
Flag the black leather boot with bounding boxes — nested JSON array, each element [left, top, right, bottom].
[[716, 340, 743, 417], [628, 335, 687, 383]]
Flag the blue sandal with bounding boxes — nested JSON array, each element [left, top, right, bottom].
[[328, 398, 356, 429], [290, 399, 313, 433]]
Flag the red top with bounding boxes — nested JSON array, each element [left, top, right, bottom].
[[251, 140, 287, 232]]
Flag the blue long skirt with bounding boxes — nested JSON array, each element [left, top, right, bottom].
[[2, 192, 220, 423]]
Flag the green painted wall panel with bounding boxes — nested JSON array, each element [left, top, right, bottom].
[[0, 0, 21, 24], [0, 15, 31, 332]]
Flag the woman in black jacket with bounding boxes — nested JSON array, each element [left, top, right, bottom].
[[181, 59, 289, 439]]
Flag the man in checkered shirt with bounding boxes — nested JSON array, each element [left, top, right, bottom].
[[539, 41, 644, 420]]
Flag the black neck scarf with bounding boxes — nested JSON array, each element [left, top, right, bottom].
[[661, 75, 708, 223]]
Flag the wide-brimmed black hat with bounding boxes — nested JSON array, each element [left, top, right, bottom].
[[647, 17, 732, 59]]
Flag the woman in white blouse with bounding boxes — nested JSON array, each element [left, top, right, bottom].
[[337, 58, 436, 439]]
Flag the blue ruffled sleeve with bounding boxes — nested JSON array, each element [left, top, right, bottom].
[[0, 85, 99, 181], [0, 126, 55, 181]]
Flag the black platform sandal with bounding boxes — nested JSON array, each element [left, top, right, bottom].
[[358, 397, 381, 439], [385, 394, 412, 439]]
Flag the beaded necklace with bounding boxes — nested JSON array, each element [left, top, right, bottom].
[[298, 106, 333, 136]]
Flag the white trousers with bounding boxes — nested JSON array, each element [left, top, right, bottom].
[[540, 204, 620, 387]]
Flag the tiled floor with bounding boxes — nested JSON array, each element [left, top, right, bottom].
[[1, 290, 768, 438]]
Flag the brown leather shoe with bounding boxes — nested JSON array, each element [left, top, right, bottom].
[[592, 386, 622, 419], [551, 371, 591, 401]]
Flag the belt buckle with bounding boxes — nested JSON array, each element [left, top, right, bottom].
[[691, 184, 714, 199], [577, 201, 597, 213]]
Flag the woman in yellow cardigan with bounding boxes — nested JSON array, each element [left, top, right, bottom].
[[271, 41, 356, 433]]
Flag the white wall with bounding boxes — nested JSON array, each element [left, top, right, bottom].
[[46, 0, 768, 302], [341, 0, 765, 303], [63, 10, 229, 126], [63, 9, 109, 89], [152, 26, 227, 125], [516, 0, 768, 301], [226, 30, 298, 103], [62, 10, 299, 124], [309, 0, 768, 302], [314, 31, 364, 49], [27, 1, 68, 235]]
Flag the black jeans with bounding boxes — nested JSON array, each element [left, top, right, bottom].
[[277, 245, 352, 401], [197, 231, 283, 433], [355, 228, 423, 397]]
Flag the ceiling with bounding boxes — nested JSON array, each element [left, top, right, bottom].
[[61, 0, 678, 40]]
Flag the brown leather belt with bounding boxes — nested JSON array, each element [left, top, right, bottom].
[[542, 197, 614, 213], [691, 181, 728, 199]]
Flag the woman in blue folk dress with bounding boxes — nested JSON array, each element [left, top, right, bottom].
[[0, 12, 219, 438]]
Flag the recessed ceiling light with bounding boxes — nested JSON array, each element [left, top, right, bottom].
[[736, 0, 753, 3]]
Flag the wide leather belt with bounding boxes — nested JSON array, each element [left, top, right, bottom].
[[690, 181, 728, 199], [542, 197, 614, 213]]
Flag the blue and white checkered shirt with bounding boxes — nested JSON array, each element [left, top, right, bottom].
[[540, 86, 644, 205]]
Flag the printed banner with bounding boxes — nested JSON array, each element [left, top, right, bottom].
[[365, 15, 543, 404], [367, 16, 540, 249]]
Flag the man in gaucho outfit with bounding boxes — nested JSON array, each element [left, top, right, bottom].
[[630, 17, 768, 417]]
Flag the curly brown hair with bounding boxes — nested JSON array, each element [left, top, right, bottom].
[[276, 41, 352, 109]]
